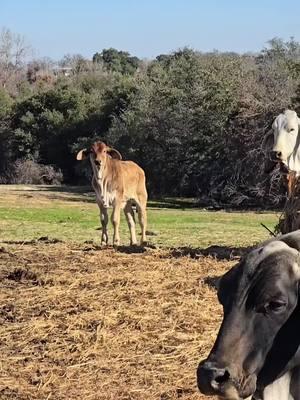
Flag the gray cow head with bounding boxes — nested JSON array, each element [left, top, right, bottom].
[[262, 110, 300, 173], [197, 230, 300, 399]]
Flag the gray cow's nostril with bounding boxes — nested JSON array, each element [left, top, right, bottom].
[[214, 368, 230, 384], [197, 362, 231, 395]]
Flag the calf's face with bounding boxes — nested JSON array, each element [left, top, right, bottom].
[[197, 240, 300, 399], [76, 141, 122, 179], [89, 142, 110, 179]]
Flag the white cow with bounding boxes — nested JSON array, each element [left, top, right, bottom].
[[263, 110, 300, 174]]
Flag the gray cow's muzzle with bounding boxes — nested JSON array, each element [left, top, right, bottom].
[[197, 360, 232, 397]]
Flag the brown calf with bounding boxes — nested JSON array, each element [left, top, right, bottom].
[[77, 141, 147, 246]]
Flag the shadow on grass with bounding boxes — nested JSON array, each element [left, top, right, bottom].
[[148, 197, 199, 209], [12, 186, 201, 209], [45, 194, 95, 203], [13, 186, 202, 209], [169, 244, 253, 260], [13, 185, 96, 204], [43, 189, 199, 209]]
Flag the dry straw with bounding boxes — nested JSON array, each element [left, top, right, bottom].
[[0, 242, 235, 400]]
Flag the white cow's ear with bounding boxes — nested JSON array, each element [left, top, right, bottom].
[[262, 129, 274, 152], [107, 147, 122, 160], [76, 149, 88, 161], [272, 117, 278, 130], [262, 130, 276, 174]]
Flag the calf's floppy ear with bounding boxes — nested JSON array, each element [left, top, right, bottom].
[[107, 147, 122, 160], [76, 149, 88, 161]]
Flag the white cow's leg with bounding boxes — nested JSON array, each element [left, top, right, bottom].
[[136, 199, 147, 245], [124, 203, 137, 246], [111, 202, 121, 246], [100, 205, 109, 245]]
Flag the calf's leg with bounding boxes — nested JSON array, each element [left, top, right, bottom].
[[100, 205, 109, 245], [136, 199, 147, 245], [124, 203, 137, 246], [111, 203, 121, 246]]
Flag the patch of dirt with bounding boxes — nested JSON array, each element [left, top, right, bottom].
[[2, 236, 63, 245], [0, 242, 236, 399], [169, 245, 251, 260], [6, 267, 46, 286]]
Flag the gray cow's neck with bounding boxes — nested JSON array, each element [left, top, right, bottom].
[[256, 302, 300, 392], [285, 347, 300, 372]]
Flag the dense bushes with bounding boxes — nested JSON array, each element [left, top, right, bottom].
[[0, 159, 63, 185], [1, 33, 300, 206]]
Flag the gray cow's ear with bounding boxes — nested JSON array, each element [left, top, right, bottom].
[[279, 231, 300, 279], [217, 264, 240, 305], [279, 230, 300, 253], [76, 149, 88, 161], [107, 147, 122, 160], [262, 130, 276, 174]]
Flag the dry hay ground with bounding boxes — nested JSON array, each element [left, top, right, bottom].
[[0, 241, 235, 400]]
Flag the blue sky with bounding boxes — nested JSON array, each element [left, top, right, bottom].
[[1, 0, 300, 60]]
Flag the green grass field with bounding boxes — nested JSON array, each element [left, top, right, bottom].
[[0, 185, 279, 248]]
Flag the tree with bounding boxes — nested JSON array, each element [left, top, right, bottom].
[[59, 54, 91, 74], [0, 27, 31, 93], [93, 48, 140, 75]]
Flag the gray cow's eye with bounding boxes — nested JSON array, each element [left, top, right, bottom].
[[256, 299, 287, 314], [266, 300, 287, 313]]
